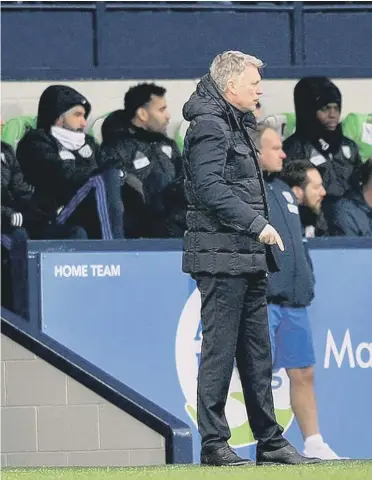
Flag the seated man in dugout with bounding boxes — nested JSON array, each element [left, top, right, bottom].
[[16, 85, 124, 239], [99, 83, 187, 239], [329, 158, 372, 237], [283, 76, 361, 228]]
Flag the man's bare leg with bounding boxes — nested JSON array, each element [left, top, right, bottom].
[[287, 366, 340, 459]]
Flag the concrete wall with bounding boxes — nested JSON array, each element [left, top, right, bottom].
[[0, 334, 165, 467], [2, 79, 372, 139]]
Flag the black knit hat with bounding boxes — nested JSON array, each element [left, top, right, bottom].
[[314, 82, 341, 111], [36, 85, 91, 132], [294, 76, 342, 138]]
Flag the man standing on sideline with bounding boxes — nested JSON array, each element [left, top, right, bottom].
[[182, 51, 319, 466], [255, 124, 340, 459]]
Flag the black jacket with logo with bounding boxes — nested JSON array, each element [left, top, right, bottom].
[[329, 190, 372, 237], [182, 74, 277, 276], [266, 175, 315, 307], [283, 77, 361, 223], [283, 135, 360, 202], [16, 85, 98, 221], [100, 110, 186, 238], [17, 130, 98, 220], [1, 141, 48, 232]]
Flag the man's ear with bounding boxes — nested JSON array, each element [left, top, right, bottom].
[[55, 115, 64, 127], [292, 185, 304, 204], [226, 79, 237, 96], [136, 107, 148, 123]]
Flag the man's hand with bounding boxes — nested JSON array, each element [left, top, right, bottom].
[[258, 224, 284, 251]]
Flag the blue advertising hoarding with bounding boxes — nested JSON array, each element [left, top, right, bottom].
[[38, 245, 372, 461]]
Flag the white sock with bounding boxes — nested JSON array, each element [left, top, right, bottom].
[[304, 434, 324, 450]]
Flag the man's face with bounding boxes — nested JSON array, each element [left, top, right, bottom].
[[316, 103, 341, 131], [57, 105, 87, 132], [229, 65, 263, 112], [259, 128, 286, 173], [141, 95, 170, 134], [296, 168, 326, 214]]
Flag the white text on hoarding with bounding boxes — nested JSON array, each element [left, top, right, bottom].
[[324, 329, 372, 368], [54, 264, 120, 278]]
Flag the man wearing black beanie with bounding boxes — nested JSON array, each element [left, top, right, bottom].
[[283, 77, 361, 230], [16, 85, 123, 239]]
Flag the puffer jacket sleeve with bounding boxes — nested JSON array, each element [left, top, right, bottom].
[[349, 142, 363, 189], [9, 149, 34, 201], [330, 198, 361, 236], [282, 134, 308, 161], [98, 135, 136, 170], [186, 120, 268, 238], [1, 143, 32, 227], [162, 140, 186, 202]]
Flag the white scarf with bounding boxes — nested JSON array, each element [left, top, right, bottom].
[[51, 126, 86, 151]]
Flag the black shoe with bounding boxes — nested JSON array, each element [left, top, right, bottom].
[[257, 444, 321, 465], [201, 445, 252, 466]]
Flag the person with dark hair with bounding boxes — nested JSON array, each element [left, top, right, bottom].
[[280, 159, 327, 238], [16, 85, 123, 239], [330, 158, 372, 236], [283, 77, 361, 226], [255, 126, 339, 459], [100, 83, 186, 239]]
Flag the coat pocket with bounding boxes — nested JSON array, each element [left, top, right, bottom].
[[232, 144, 257, 179]]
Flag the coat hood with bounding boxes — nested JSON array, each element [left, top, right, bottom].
[[294, 76, 342, 140], [37, 85, 91, 132]]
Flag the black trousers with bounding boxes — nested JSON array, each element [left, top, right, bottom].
[[194, 272, 288, 452]]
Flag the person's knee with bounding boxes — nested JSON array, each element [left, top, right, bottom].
[[11, 227, 29, 243], [287, 366, 314, 386], [69, 226, 88, 239]]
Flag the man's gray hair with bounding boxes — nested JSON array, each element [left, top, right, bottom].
[[250, 122, 278, 150], [210, 50, 264, 93]]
